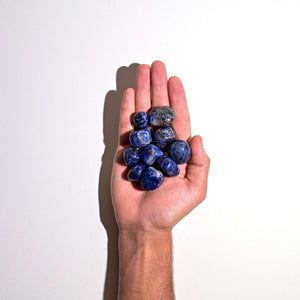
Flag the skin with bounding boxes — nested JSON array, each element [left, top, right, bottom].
[[111, 61, 210, 299]]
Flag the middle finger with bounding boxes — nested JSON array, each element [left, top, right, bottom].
[[150, 61, 170, 107]]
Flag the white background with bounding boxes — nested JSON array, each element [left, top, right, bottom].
[[1, 0, 300, 299]]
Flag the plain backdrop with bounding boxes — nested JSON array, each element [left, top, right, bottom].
[[1, 0, 300, 299]]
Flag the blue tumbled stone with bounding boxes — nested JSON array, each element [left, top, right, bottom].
[[153, 126, 176, 148], [129, 127, 152, 148], [133, 112, 148, 128], [140, 144, 163, 166], [156, 155, 180, 177], [123, 147, 140, 166], [141, 166, 164, 190], [167, 140, 191, 164], [149, 106, 175, 126], [127, 163, 146, 181]]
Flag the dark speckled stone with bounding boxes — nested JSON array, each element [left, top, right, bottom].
[[141, 166, 164, 190], [149, 106, 175, 126], [140, 144, 163, 165], [127, 163, 146, 181], [129, 127, 152, 148], [123, 147, 140, 166], [133, 112, 148, 128], [156, 155, 180, 177], [167, 140, 191, 164], [153, 126, 176, 148]]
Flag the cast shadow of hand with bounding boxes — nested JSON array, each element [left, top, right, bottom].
[[98, 63, 140, 300]]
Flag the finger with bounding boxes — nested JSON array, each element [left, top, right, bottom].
[[118, 88, 135, 146], [186, 135, 210, 198], [135, 64, 151, 112], [168, 76, 191, 140], [150, 61, 169, 107]]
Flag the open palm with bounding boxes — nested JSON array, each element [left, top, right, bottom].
[[111, 61, 210, 233]]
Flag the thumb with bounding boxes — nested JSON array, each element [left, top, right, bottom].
[[186, 135, 210, 197]]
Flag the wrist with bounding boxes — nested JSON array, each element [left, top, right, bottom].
[[119, 227, 172, 244], [118, 228, 172, 258]]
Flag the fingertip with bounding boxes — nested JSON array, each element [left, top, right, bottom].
[[124, 87, 135, 96], [137, 64, 150, 75], [151, 60, 166, 69], [151, 60, 168, 78], [191, 135, 203, 146], [168, 76, 182, 85], [168, 76, 184, 93]]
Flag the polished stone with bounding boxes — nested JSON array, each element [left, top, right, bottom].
[[123, 147, 140, 166], [167, 140, 191, 164], [133, 112, 148, 128], [127, 163, 146, 181], [153, 126, 176, 148], [129, 127, 152, 148], [149, 106, 175, 126], [140, 144, 163, 166], [156, 155, 180, 177], [141, 166, 164, 190]]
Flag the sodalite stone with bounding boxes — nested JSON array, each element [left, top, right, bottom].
[[149, 106, 175, 126], [123, 147, 140, 166], [153, 126, 176, 148], [156, 155, 179, 177], [127, 163, 146, 181], [133, 112, 148, 128], [167, 140, 191, 164], [141, 166, 164, 190], [140, 144, 163, 165], [129, 127, 152, 148]]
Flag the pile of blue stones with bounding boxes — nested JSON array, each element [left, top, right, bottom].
[[123, 106, 191, 191]]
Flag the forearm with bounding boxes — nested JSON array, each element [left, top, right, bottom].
[[118, 229, 174, 300]]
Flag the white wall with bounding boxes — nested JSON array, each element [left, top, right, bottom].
[[1, 1, 300, 299]]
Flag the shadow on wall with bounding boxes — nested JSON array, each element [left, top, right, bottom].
[[98, 63, 140, 300]]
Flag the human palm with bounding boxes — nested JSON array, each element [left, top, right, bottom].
[[111, 61, 210, 233]]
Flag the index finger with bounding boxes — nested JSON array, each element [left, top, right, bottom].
[[168, 76, 191, 141]]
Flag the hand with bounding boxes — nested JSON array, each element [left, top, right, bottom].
[[111, 61, 210, 234]]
